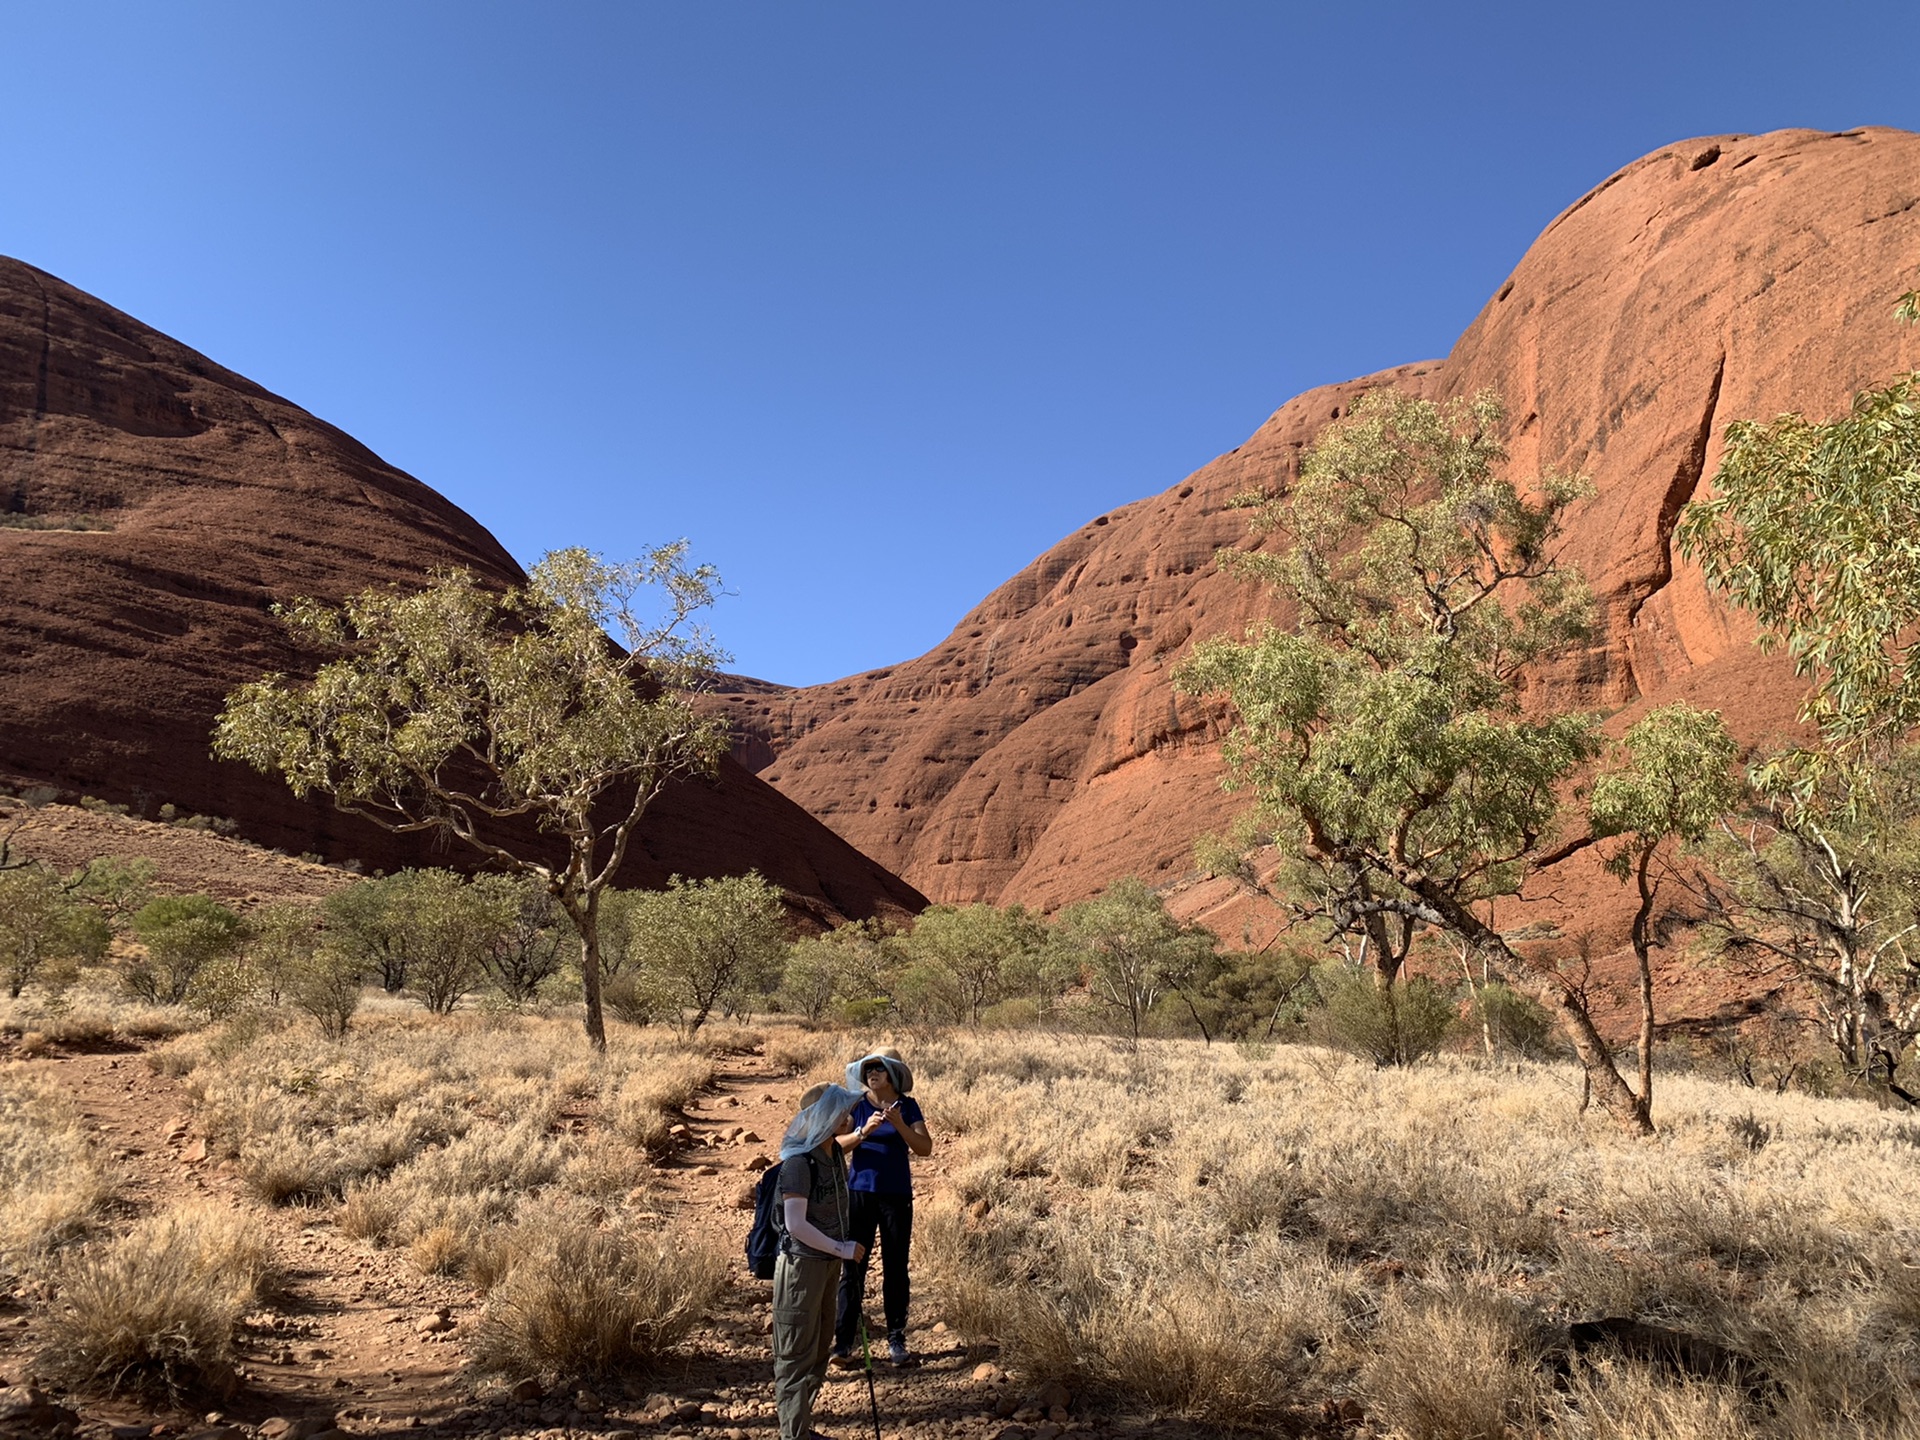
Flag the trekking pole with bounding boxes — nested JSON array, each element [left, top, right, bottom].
[[858, 1312, 883, 1440]]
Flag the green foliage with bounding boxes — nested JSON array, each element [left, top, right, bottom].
[[1670, 314, 1920, 1092], [476, 873, 567, 1004], [1053, 878, 1221, 1049], [1697, 748, 1920, 1086], [1173, 387, 1672, 1127], [776, 917, 901, 1022], [402, 870, 515, 1015], [322, 873, 423, 992], [244, 901, 323, 1006], [1589, 704, 1740, 866], [1676, 368, 1920, 758], [889, 903, 1053, 1024], [316, 870, 514, 1015], [0, 866, 111, 998], [775, 942, 843, 1023], [1193, 947, 1318, 1041], [1310, 965, 1457, 1066], [285, 945, 365, 1039], [65, 856, 156, 929], [1175, 387, 1600, 938], [213, 545, 732, 1048], [626, 872, 787, 1033], [128, 896, 245, 1009], [595, 888, 646, 980]]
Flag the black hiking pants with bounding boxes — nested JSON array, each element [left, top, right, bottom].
[[834, 1190, 913, 1346]]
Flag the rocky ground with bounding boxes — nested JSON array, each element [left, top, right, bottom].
[[0, 1033, 1232, 1440]]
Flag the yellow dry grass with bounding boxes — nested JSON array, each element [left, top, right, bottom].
[[157, 1011, 722, 1286], [0, 980, 200, 1047], [0, 1065, 119, 1293], [39, 1202, 278, 1399], [904, 1031, 1920, 1436], [467, 1208, 726, 1380]]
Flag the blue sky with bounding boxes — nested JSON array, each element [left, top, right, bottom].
[[6, 3, 1917, 685]]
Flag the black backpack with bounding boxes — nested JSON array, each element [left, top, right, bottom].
[[745, 1155, 816, 1280]]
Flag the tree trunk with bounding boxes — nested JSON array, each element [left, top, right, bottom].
[[1415, 876, 1653, 1136], [1629, 847, 1658, 1133], [570, 887, 608, 1051], [1176, 989, 1214, 1045]]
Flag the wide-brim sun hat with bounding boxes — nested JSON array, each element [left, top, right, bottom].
[[779, 1082, 865, 1160], [846, 1048, 913, 1096]]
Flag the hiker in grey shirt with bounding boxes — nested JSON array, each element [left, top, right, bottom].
[[773, 1081, 868, 1440]]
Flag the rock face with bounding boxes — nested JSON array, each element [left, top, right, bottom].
[[721, 128, 1920, 939], [0, 257, 923, 924]]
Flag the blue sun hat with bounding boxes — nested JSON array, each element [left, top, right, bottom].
[[846, 1048, 914, 1097], [778, 1082, 865, 1161]]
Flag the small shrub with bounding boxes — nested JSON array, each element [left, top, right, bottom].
[[39, 1204, 277, 1398], [468, 1213, 724, 1379], [1728, 1111, 1773, 1154], [1474, 981, 1559, 1059], [285, 947, 364, 1039], [603, 973, 658, 1026], [126, 895, 246, 1009], [1311, 967, 1457, 1065]]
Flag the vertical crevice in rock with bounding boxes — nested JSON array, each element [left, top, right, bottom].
[[1621, 352, 1726, 694]]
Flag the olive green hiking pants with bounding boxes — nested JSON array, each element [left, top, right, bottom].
[[773, 1251, 842, 1440]]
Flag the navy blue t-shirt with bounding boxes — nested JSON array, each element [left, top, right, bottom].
[[846, 1097, 924, 1195]]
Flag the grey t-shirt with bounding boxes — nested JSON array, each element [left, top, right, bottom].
[[777, 1147, 849, 1261]]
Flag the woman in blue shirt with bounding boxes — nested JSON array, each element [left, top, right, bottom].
[[830, 1048, 932, 1368]]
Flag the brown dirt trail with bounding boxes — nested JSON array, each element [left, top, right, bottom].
[[1, 1039, 1188, 1440]]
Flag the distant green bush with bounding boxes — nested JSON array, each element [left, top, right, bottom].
[[1473, 981, 1559, 1059], [1310, 965, 1456, 1066]]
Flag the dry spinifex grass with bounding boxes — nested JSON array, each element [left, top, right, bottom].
[[467, 1209, 725, 1380], [0, 1065, 119, 1295], [907, 1031, 1920, 1437], [158, 1011, 733, 1303], [38, 1203, 278, 1400]]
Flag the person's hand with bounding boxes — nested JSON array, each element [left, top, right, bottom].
[[859, 1110, 887, 1139], [845, 1240, 868, 1263]]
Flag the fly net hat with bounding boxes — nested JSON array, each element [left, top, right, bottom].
[[778, 1082, 864, 1161], [846, 1049, 914, 1096]]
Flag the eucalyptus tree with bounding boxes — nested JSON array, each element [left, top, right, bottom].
[[0, 865, 109, 997], [1588, 703, 1741, 1127], [892, 903, 1053, 1024], [1672, 292, 1920, 1097], [1053, 877, 1220, 1049], [626, 871, 787, 1034], [214, 546, 731, 1048], [1697, 749, 1920, 1099], [1176, 387, 1659, 1130]]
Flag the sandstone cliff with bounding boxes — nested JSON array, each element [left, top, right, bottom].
[[721, 128, 1920, 950], [0, 258, 924, 925]]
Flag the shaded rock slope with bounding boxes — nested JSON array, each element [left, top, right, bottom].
[[719, 127, 1920, 947], [0, 258, 923, 925]]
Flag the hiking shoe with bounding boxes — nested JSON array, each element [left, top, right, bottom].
[[887, 1332, 913, 1366], [828, 1347, 860, 1370]]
